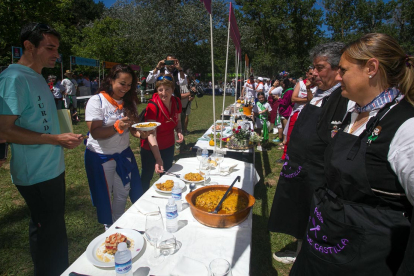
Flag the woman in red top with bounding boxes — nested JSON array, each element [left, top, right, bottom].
[[140, 74, 184, 191]]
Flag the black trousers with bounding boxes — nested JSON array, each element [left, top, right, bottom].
[[140, 145, 175, 192], [16, 172, 68, 276]]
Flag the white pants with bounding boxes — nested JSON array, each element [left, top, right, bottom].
[[102, 159, 131, 223]]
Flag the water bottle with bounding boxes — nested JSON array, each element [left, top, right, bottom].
[[202, 147, 209, 158], [166, 198, 178, 233], [171, 182, 183, 212], [115, 242, 132, 276]]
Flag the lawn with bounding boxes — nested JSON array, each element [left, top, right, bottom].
[[0, 95, 296, 276]]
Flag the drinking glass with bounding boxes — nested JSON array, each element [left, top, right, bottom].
[[215, 150, 224, 174], [197, 147, 203, 167], [199, 158, 210, 185], [145, 211, 165, 265], [209, 258, 232, 276], [158, 232, 177, 256]]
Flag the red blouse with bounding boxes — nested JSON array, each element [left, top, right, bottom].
[[140, 93, 182, 151]]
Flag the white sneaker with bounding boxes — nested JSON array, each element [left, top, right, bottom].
[[273, 250, 297, 264]]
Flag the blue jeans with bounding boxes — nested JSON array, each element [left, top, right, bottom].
[[140, 145, 175, 192]]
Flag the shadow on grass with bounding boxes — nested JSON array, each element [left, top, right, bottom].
[[251, 152, 279, 276]]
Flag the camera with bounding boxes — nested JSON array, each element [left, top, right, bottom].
[[164, 60, 175, 66], [190, 80, 204, 98]]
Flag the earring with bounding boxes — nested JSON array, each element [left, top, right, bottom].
[[369, 75, 372, 79]]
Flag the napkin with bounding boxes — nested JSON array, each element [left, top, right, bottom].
[[135, 198, 159, 215], [198, 135, 210, 141], [170, 256, 209, 276]]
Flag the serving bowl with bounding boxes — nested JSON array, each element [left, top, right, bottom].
[[185, 185, 255, 228]]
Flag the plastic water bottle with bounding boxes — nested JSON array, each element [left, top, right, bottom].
[[171, 182, 183, 212], [202, 147, 209, 158], [115, 242, 132, 276], [166, 198, 178, 233]]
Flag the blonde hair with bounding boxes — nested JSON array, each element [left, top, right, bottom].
[[155, 74, 175, 92], [342, 33, 414, 105]]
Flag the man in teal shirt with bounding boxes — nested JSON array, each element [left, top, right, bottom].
[[0, 23, 83, 275]]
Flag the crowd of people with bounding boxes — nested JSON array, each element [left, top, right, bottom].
[[1, 22, 414, 276]]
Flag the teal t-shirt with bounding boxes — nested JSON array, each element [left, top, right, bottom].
[[0, 64, 65, 185]]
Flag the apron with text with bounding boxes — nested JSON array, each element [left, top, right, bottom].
[[291, 100, 413, 276], [268, 88, 348, 239]]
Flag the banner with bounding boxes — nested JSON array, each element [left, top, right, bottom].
[[229, 3, 241, 58], [71, 56, 99, 67], [129, 64, 141, 71], [103, 61, 120, 69], [200, 0, 211, 14], [12, 47, 22, 59]]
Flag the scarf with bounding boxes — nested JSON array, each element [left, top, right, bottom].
[[100, 91, 123, 111], [313, 83, 341, 100], [354, 87, 401, 113], [256, 101, 269, 142]]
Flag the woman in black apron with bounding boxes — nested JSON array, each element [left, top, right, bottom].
[[269, 42, 348, 263], [291, 33, 414, 275]]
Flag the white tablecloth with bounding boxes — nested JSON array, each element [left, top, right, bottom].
[[194, 121, 254, 154], [62, 157, 259, 276]]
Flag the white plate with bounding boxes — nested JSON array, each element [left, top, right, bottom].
[[132, 122, 161, 131], [86, 228, 145, 267], [153, 176, 186, 194], [182, 173, 205, 184]]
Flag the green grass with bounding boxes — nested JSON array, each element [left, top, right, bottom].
[[0, 95, 295, 276]]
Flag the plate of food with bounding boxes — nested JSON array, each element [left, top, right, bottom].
[[86, 229, 145, 267], [132, 122, 161, 131], [211, 124, 226, 131], [153, 176, 186, 194], [183, 172, 205, 184]]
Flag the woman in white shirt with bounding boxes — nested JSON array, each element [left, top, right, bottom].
[[291, 33, 414, 276], [84, 64, 151, 229]]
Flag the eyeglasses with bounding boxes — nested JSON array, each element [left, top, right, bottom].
[[31, 23, 51, 32], [157, 76, 173, 82]]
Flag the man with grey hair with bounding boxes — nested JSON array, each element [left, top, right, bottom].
[[268, 42, 349, 264]]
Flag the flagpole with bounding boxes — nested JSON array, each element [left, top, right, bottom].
[[209, 12, 217, 151], [220, 21, 231, 149], [235, 51, 239, 104]]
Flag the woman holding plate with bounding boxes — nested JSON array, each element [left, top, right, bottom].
[[84, 64, 151, 229], [140, 74, 184, 192]]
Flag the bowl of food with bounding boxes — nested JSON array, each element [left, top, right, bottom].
[[183, 172, 204, 184], [132, 122, 161, 131], [185, 185, 255, 228]]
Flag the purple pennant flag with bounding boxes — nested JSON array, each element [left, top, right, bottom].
[[229, 2, 241, 58], [200, 0, 211, 14]]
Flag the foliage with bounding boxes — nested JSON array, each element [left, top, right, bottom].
[[235, 0, 324, 78]]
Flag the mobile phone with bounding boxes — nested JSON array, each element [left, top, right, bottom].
[[0, 143, 8, 160], [164, 60, 175, 66]]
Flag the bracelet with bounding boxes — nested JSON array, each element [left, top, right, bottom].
[[113, 120, 124, 134]]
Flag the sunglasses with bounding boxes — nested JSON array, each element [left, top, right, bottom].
[[157, 76, 173, 82], [31, 23, 51, 32]]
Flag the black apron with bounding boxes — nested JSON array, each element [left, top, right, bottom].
[[397, 206, 414, 276], [291, 99, 413, 276], [268, 87, 348, 238]]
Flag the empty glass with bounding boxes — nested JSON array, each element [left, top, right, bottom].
[[158, 232, 178, 256], [145, 211, 164, 265], [199, 158, 210, 185], [209, 258, 232, 276]]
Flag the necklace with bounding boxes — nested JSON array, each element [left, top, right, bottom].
[[349, 112, 370, 134]]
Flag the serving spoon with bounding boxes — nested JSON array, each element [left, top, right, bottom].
[[211, 176, 241, 214], [189, 183, 196, 193]]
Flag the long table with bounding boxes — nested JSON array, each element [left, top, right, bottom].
[[194, 121, 255, 164], [62, 157, 259, 276]]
